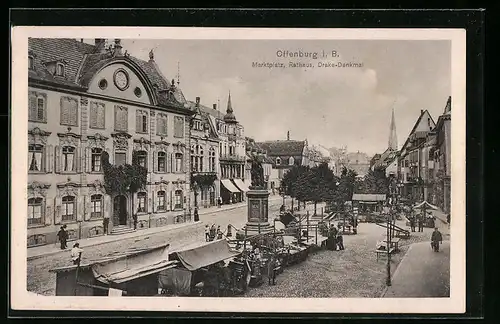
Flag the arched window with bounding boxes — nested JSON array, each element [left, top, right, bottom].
[[157, 191, 166, 211], [28, 144, 43, 172], [175, 153, 183, 173], [90, 194, 103, 218], [62, 196, 75, 222], [137, 192, 147, 213], [174, 190, 183, 209], [28, 197, 43, 225], [209, 147, 216, 172], [276, 157, 281, 165], [136, 151, 147, 169], [56, 63, 65, 76], [157, 151, 166, 172], [62, 146, 76, 172], [289, 157, 295, 165], [91, 148, 102, 172]]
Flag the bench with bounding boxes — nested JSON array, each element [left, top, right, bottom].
[[382, 237, 401, 252], [375, 248, 396, 261]]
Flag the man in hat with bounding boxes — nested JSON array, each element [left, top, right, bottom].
[[205, 224, 210, 242], [418, 214, 424, 232], [431, 227, 443, 252], [336, 225, 345, 250], [57, 225, 68, 250]]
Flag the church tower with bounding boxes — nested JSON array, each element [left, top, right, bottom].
[[388, 107, 398, 151]]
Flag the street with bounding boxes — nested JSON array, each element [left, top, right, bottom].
[[27, 197, 287, 296]]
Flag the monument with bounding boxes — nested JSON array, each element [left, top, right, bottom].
[[238, 156, 273, 238]]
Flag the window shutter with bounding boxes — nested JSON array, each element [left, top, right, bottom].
[[43, 199, 52, 225], [29, 95, 36, 121], [136, 111, 142, 132], [84, 196, 92, 221], [75, 146, 82, 173], [54, 146, 62, 173], [45, 144, 53, 173], [153, 150, 158, 173], [98, 104, 105, 128], [104, 194, 111, 219], [41, 145, 47, 172], [54, 196, 62, 225], [90, 103, 96, 128], [166, 152, 171, 173], [72, 100, 79, 126], [170, 153, 175, 173], [152, 191, 157, 213], [170, 191, 174, 211], [181, 154, 184, 173], [85, 147, 92, 173], [147, 195, 153, 215], [76, 196, 84, 222]]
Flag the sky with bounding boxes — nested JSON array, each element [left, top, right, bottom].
[[91, 39, 451, 156]]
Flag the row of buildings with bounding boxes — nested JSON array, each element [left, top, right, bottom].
[[370, 97, 452, 213], [26, 38, 323, 247]]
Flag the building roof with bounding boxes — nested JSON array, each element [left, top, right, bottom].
[[223, 92, 238, 124], [372, 148, 399, 169], [400, 109, 436, 154], [245, 137, 273, 164], [257, 140, 306, 157], [28, 38, 188, 112]]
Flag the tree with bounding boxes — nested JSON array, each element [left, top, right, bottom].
[[281, 165, 310, 209], [191, 173, 218, 207], [332, 166, 357, 211], [356, 166, 388, 194], [309, 163, 337, 214]]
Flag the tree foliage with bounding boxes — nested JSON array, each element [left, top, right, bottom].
[[331, 166, 357, 210], [356, 166, 389, 194], [101, 151, 148, 196], [191, 173, 218, 190]]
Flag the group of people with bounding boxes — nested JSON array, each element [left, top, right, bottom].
[[408, 214, 426, 232], [325, 224, 345, 251], [205, 224, 224, 242]]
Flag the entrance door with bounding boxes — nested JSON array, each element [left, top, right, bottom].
[[113, 195, 128, 226]]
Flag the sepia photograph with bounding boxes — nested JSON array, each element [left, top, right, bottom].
[[11, 27, 466, 313]]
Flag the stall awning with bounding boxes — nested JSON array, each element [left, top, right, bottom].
[[232, 179, 249, 192], [413, 201, 439, 210], [93, 260, 178, 284], [171, 239, 241, 271], [352, 194, 387, 202], [221, 179, 240, 193]]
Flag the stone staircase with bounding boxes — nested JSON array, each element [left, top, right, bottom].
[[110, 225, 135, 235]]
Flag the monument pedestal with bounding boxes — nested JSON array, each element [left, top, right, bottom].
[[237, 188, 273, 239]]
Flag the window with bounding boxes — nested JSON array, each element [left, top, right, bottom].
[[175, 153, 183, 172], [209, 147, 216, 172], [115, 152, 126, 166], [289, 157, 295, 165], [276, 157, 281, 165], [56, 63, 65, 76], [91, 148, 102, 172], [90, 194, 103, 218], [62, 146, 76, 172], [157, 191, 166, 211], [28, 56, 34, 70], [174, 116, 184, 138], [28, 144, 43, 172], [136, 110, 148, 133], [136, 151, 147, 168], [156, 114, 168, 136], [28, 92, 46, 123], [28, 197, 43, 225], [60, 97, 78, 126], [229, 145, 234, 156], [90, 102, 105, 129], [157, 152, 166, 172], [137, 192, 147, 213], [114, 105, 128, 131], [219, 143, 223, 156], [62, 196, 75, 222], [174, 190, 183, 209]]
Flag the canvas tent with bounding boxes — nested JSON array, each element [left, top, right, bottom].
[[170, 239, 241, 271], [413, 201, 439, 210]]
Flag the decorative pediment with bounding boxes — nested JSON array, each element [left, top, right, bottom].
[[57, 131, 81, 146], [112, 132, 132, 151], [172, 141, 185, 152], [172, 179, 186, 188], [28, 181, 51, 197], [155, 179, 170, 191], [155, 140, 170, 152], [56, 180, 80, 197], [133, 137, 151, 151], [28, 127, 51, 145], [88, 133, 109, 149], [80, 97, 89, 106], [87, 180, 106, 194]]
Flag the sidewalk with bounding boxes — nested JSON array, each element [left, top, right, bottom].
[[382, 240, 450, 298], [27, 195, 284, 260]]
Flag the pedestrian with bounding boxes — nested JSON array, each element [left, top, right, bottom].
[[216, 226, 223, 240], [431, 227, 443, 252], [70, 243, 84, 265], [209, 224, 216, 241], [327, 224, 338, 251], [267, 254, 277, 286], [194, 207, 199, 222], [410, 216, 416, 232], [103, 213, 110, 235], [57, 225, 68, 250], [205, 225, 210, 242], [218, 197, 222, 207], [336, 226, 345, 250], [133, 210, 138, 230], [418, 215, 424, 232]]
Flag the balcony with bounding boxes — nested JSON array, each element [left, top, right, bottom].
[[219, 154, 246, 162]]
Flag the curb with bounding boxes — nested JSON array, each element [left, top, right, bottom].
[[27, 221, 203, 261], [198, 197, 283, 216], [379, 243, 414, 298]]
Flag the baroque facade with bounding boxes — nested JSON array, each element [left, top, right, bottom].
[[27, 38, 193, 247]]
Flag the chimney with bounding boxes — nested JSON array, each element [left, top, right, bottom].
[[196, 97, 200, 107], [287, 131, 290, 141], [114, 39, 123, 57], [213, 103, 217, 110], [94, 39, 106, 53], [80, 39, 83, 43]]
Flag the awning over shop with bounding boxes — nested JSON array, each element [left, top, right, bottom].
[[352, 194, 387, 202], [232, 178, 249, 192], [171, 239, 241, 271], [413, 201, 439, 210], [221, 179, 240, 193]]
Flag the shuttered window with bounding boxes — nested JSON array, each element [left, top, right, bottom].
[[114, 105, 128, 131], [156, 114, 168, 136], [90, 102, 106, 129], [174, 116, 184, 138], [60, 97, 78, 126], [136, 110, 148, 133], [28, 91, 47, 123], [28, 197, 43, 225]]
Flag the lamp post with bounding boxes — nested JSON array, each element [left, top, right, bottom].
[[282, 185, 286, 207]]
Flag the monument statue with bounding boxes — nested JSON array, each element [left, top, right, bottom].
[[250, 157, 265, 189]]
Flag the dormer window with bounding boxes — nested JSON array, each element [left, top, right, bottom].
[[289, 157, 294, 165], [56, 63, 65, 76], [276, 157, 281, 165], [28, 56, 34, 70]]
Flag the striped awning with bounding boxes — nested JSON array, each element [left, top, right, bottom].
[[221, 179, 240, 193], [232, 179, 249, 192]]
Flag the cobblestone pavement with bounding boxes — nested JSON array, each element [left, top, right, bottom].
[[27, 199, 288, 296], [244, 215, 450, 298]]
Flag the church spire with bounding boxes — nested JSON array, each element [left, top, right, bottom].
[[223, 91, 237, 124], [388, 106, 398, 151]]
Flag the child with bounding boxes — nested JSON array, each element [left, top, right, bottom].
[[336, 226, 345, 250], [71, 243, 84, 265]]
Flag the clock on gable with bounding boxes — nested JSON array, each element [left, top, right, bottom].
[[113, 69, 129, 91]]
